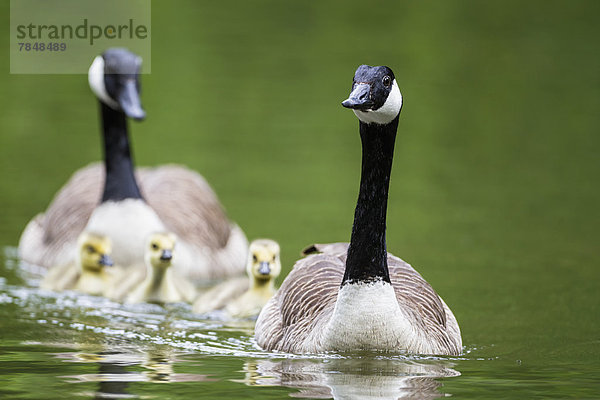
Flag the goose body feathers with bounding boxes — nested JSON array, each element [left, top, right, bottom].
[[19, 48, 247, 281], [20, 163, 247, 280], [255, 243, 461, 355]]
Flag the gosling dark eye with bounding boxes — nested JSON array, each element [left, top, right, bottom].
[[151, 243, 159, 250], [253, 254, 258, 263], [272, 255, 276, 262], [382, 76, 391, 87], [86, 245, 95, 253]]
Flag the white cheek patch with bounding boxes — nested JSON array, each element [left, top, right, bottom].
[[88, 56, 119, 110], [353, 79, 402, 125]]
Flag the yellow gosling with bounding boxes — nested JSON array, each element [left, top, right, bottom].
[[41, 232, 115, 296], [193, 239, 280, 318], [126, 233, 196, 304]]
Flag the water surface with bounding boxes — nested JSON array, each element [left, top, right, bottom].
[[1, 1, 599, 398]]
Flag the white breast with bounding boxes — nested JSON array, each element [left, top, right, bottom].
[[321, 279, 419, 352], [85, 199, 165, 267]]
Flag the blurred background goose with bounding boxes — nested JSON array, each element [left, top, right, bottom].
[[255, 65, 462, 355], [125, 232, 196, 304], [41, 232, 115, 296], [193, 239, 280, 318], [18, 48, 247, 282]]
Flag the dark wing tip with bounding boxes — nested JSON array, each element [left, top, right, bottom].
[[301, 243, 350, 257], [301, 244, 320, 256]]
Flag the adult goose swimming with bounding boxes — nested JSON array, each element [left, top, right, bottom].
[[255, 65, 462, 355], [18, 48, 247, 281]]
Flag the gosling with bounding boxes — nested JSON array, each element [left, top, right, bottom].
[[125, 232, 196, 304], [193, 239, 281, 318], [41, 232, 115, 296]]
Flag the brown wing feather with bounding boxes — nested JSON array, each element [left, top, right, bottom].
[[43, 164, 102, 245], [256, 251, 344, 352], [387, 255, 447, 328], [18, 164, 102, 267], [137, 165, 231, 248]]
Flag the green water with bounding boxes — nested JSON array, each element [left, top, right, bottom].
[[1, 1, 599, 398]]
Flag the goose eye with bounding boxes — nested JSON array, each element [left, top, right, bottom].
[[272, 255, 276, 262], [252, 254, 258, 263], [151, 243, 159, 250], [86, 245, 95, 253], [383, 76, 391, 87]]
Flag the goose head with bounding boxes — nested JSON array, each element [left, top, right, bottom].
[[77, 232, 114, 273], [342, 65, 402, 125], [88, 48, 146, 120], [247, 239, 281, 283], [145, 232, 177, 270]]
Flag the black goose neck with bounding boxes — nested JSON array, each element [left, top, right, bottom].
[[343, 115, 399, 286], [99, 102, 143, 202]]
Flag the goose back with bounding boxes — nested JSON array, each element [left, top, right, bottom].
[[255, 243, 461, 355]]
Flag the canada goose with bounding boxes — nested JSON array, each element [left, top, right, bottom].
[[193, 239, 280, 318], [18, 48, 248, 281], [125, 232, 196, 304], [255, 65, 462, 355], [41, 232, 116, 296]]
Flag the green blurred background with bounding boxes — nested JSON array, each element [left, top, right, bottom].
[[0, 0, 599, 398]]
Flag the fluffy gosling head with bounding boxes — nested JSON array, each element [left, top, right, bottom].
[[247, 239, 281, 284], [77, 232, 114, 273], [145, 232, 177, 269]]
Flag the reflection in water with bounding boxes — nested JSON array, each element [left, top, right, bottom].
[[143, 349, 174, 383], [4, 254, 459, 399], [95, 362, 131, 399], [239, 357, 459, 399], [59, 347, 214, 398]]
